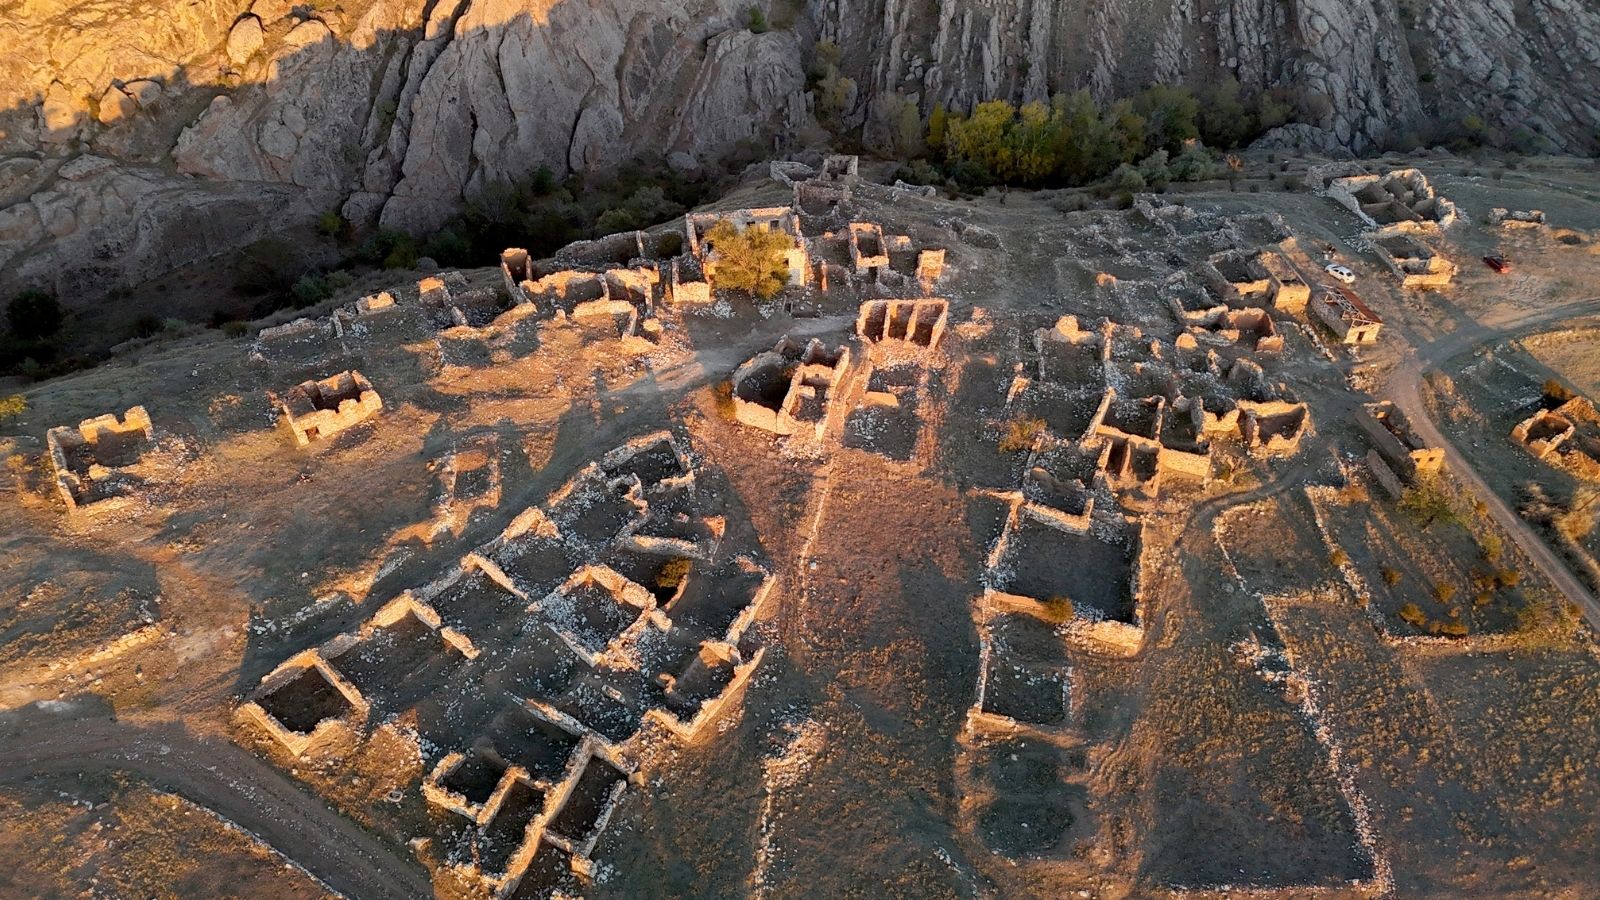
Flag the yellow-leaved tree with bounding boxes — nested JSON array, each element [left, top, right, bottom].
[[705, 221, 795, 299]]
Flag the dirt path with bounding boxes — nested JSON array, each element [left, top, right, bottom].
[[1382, 296, 1600, 630], [0, 703, 431, 900]]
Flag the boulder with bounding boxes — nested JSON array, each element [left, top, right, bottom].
[[37, 82, 81, 144], [227, 15, 266, 65]]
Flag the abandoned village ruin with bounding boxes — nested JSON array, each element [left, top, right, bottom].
[[7, 136, 1600, 900]]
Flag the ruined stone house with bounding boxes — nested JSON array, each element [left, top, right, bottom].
[[1370, 233, 1457, 288], [1324, 168, 1458, 233], [1259, 248, 1311, 312], [1310, 286, 1383, 344], [45, 405, 156, 512], [856, 298, 949, 353], [274, 370, 383, 447], [1357, 401, 1445, 480], [730, 336, 853, 440]]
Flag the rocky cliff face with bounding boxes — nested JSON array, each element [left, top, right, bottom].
[[0, 0, 812, 301], [2, 0, 1598, 305], [824, 0, 1600, 157]]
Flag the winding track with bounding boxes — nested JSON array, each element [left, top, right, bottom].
[[0, 705, 433, 900], [1381, 296, 1600, 631]]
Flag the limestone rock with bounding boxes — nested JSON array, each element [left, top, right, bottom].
[[97, 86, 137, 125], [6, 0, 1600, 303], [250, 0, 294, 23], [58, 155, 117, 182], [667, 152, 701, 177], [124, 80, 165, 109], [1250, 124, 1351, 158], [37, 82, 81, 144], [227, 15, 266, 65], [669, 30, 808, 163]]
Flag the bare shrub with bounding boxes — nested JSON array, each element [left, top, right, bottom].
[[998, 417, 1047, 453], [1399, 602, 1427, 627], [1480, 533, 1503, 562]]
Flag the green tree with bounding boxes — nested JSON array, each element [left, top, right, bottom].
[[816, 70, 857, 124], [316, 210, 345, 237], [1103, 100, 1148, 167], [1169, 144, 1217, 182], [1011, 101, 1061, 183], [595, 208, 641, 234], [1400, 477, 1464, 530], [927, 103, 949, 153], [1051, 90, 1111, 182], [1254, 88, 1293, 131], [1132, 84, 1200, 155], [946, 100, 1018, 179], [6, 290, 63, 340], [234, 238, 305, 297], [874, 92, 925, 160], [705, 221, 795, 299], [1137, 149, 1172, 189], [1109, 163, 1146, 192], [1198, 76, 1253, 149]]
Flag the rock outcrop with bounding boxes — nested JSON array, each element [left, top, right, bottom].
[[819, 0, 1600, 157], [2, 0, 1598, 304]]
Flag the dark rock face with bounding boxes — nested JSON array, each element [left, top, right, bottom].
[[2, 0, 1597, 300]]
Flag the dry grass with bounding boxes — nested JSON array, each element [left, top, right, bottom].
[[998, 417, 1047, 453], [0, 783, 330, 899]]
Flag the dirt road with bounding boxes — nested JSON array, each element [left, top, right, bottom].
[[1382, 296, 1600, 631], [0, 702, 431, 900]]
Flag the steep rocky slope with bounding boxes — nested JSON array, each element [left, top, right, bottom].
[[825, 0, 1600, 158], [1, 0, 1597, 305]]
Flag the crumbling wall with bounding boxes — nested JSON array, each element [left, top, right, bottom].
[[647, 643, 766, 739], [355, 291, 397, 316], [685, 207, 810, 291], [274, 370, 383, 447], [556, 230, 648, 268], [1259, 248, 1310, 312], [1357, 401, 1444, 478], [848, 222, 889, 272], [685, 207, 801, 258], [915, 248, 946, 289], [238, 650, 370, 758], [45, 405, 156, 511], [1487, 208, 1545, 228], [1326, 169, 1457, 234], [1370, 233, 1457, 288], [1366, 450, 1405, 500], [1511, 407, 1577, 459], [1165, 276, 1230, 326], [670, 257, 712, 304], [1311, 287, 1383, 345], [1199, 249, 1272, 303], [1237, 400, 1311, 457], [856, 298, 949, 352], [730, 337, 853, 440], [819, 154, 859, 183]]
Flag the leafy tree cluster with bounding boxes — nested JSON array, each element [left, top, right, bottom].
[[809, 41, 857, 128], [912, 80, 1296, 189], [1, 290, 73, 380], [1400, 477, 1465, 531], [424, 161, 709, 268], [6, 290, 62, 341], [703, 221, 795, 299]]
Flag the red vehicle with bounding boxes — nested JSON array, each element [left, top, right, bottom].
[[1484, 255, 1512, 273]]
